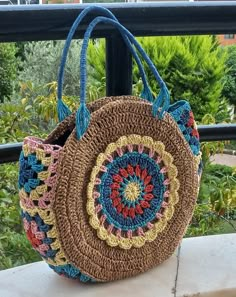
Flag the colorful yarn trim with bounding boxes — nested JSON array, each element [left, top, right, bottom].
[[21, 207, 67, 266], [169, 100, 200, 156], [87, 134, 180, 249], [22, 210, 59, 262], [19, 137, 96, 281], [18, 98, 202, 281], [49, 264, 95, 282], [18, 137, 61, 209]]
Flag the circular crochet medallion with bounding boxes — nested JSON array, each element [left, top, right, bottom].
[[87, 135, 179, 249], [54, 98, 200, 282]]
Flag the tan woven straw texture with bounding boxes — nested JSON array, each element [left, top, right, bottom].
[[44, 96, 199, 282]]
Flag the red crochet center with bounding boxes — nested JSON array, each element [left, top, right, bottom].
[[110, 164, 154, 219]]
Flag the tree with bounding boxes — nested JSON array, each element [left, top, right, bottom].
[[222, 45, 236, 107], [0, 43, 17, 103], [135, 36, 227, 121], [18, 40, 106, 103], [86, 36, 227, 121], [18, 40, 82, 97]]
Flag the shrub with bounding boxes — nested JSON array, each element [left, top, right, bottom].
[[86, 36, 227, 120], [0, 43, 18, 103], [222, 45, 236, 107], [225, 140, 236, 150], [205, 163, 234, 178], [186, 136, 236, 237], [0, 79, 79, 269], [0, 80, 77, 145], [187, 162, 236, 237], [0, 163, 41, 270], [18, 40, 82, 97], [137, 36, 228, 120], [17, 40, 106, 105], [87, 39, 106, 102]]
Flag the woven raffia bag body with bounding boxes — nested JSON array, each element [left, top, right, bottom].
[[18, 7, 202, 282]]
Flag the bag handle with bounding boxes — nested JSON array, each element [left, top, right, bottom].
[[57, 5, 153, 122], [76, 16, 170, 139]]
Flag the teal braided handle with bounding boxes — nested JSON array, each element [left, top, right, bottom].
[[76, 16, 170, 139], [57, 5, 154, 122]]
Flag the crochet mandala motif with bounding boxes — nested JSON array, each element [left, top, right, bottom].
[[87, 134, 180, 249], [18, 99, 202, 282]]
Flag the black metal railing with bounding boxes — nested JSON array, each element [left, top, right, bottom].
[[0, 2, 236, 164]]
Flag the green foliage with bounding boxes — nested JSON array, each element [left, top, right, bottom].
[[0, 164, 20, 231], [186, 204, 221, 237], [15, 42, 28, 70], [187, 162, 236, 237], [0, 230, 41, 270], [200, 163, 236, 212], [87, 36, 227, 120], [17, 40, 105, 106], [222, 45, 236, 106], [18, 40, 82, 97], [205, 163, 234, 178], [0, 81, 78, 145], [0, 163, 41, 270], [0, 100, 36, 143], [0, 37, 235, 270], [0, 79, 79, 270], [214, 97, 231, 123], [136, 36, 228, 120], [20, 81, 77, 126], [0, 43, 18, 103], [186, 137, 236, 237], [87, 40, 106, 102], [186, 112, 236, 237], [225, 140, 236, 150]]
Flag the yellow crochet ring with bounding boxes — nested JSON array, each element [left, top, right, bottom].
[[87, 134, 180, 249]]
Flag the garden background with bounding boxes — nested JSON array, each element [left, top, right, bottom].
[[0, 36, 235, 270]]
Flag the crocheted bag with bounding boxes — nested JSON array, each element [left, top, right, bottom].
[[18, 6, 202, 282]]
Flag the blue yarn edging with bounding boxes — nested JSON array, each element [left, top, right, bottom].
[[98, 152, 165, 231], [49, 264, 96, 282]]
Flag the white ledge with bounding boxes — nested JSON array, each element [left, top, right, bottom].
[[0, 234, 235, 297]]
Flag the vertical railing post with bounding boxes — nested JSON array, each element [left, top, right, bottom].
[[106, 35, 133, 96]]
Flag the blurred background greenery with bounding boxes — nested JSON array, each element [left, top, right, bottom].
[[0, 36, 235, 270]]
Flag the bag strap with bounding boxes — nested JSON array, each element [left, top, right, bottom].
[[76, 16, 170, 139], [57, 5, 153, 122]]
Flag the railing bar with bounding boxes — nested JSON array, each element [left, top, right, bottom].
[[1, 124, 236, 164], [1, 3, 236, 42], [106, 35, 132, 97]]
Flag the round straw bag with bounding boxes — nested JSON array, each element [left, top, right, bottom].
[[18, 6, 202, 282]]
